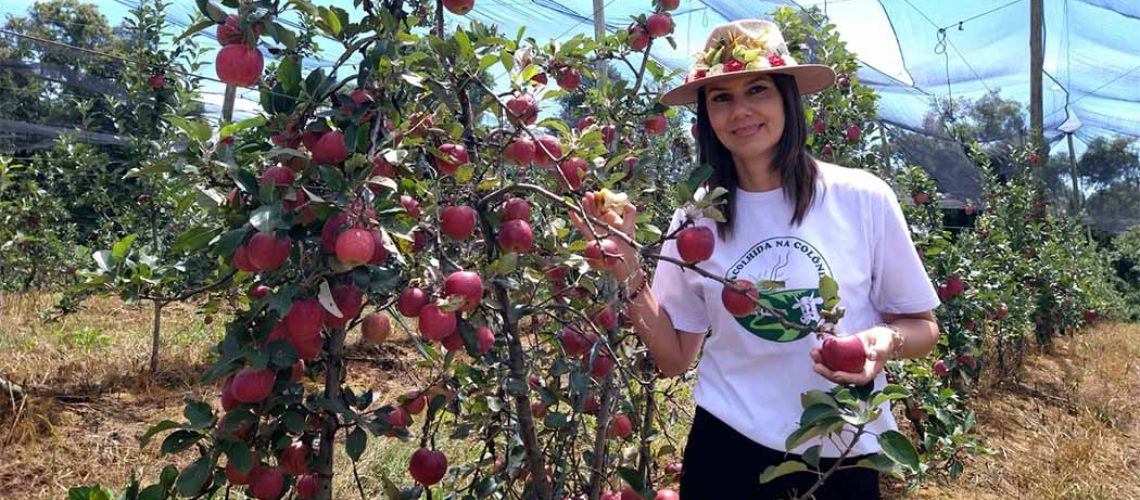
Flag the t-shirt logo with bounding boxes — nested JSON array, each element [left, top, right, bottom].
[[725, 237, 833, 342]]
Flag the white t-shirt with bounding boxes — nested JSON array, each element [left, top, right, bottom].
[[650, 162, 941, 458]]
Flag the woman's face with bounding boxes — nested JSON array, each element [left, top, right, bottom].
[[704, 74, 785, 162]]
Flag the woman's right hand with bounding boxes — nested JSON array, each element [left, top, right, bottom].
[[568, 191, 641, 281]]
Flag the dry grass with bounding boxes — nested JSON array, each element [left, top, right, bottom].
[[908, 322, 1140, 500], [3, 291, 1139, 499]]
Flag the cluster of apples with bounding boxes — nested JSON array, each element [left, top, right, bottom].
[[214, 14, 264, 87]]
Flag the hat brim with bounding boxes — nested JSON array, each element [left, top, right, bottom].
[[660, 64, 837, 106]]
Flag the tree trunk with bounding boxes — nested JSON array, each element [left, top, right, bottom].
[[149, 300, 164, 373], [316, 327, 347, 500]]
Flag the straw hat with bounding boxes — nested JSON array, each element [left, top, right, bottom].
[[661, 19, 836, 106]]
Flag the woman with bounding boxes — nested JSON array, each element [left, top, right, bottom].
[[571, 20, 941, 499]]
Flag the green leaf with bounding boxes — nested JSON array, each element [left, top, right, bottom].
[[381, 473, 402, 500], [249, 206, 284, 233], [225, 442, 254, 474], [160, 430, 202, 455], [220, 116, 267, 139], [217, 228, 248, 259], [759, 461, 808, 484], [317, 6, 342, 36], [67, 486, 113, 500], [800, 390, 838, 410], [800, 404, 838, 427], [183, 402, 214, 429], [140, 420, 182, 448], [877, 430, 920, 471], [617, 467, 644, 492], [175, 18, 215, 44], [194, 0, 227, 23], [175, 457, 211, 496], [270, 22, 298, 50], [112, 234, 138, 261], [137, 484, 167, 500], [173, 226, 221, 254], [346, 426, 367, 461], [802, 445, 821, 468], [543, 412, 569, 429], [854, 453, 898, 474], [819, 275, 839, 303], [92, 250, 114, 273], [164, 114, 212, 142]]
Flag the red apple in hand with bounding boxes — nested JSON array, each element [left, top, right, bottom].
[[409, 448, 448, 486], [676, 226, 714, 263], [820, 335, 866, 373], [585, 239, 621, 270], [721, 280, 759, 317]]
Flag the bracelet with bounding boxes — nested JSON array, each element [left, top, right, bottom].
[[625, 271, 649, 302], [881, 323, 904, 359]]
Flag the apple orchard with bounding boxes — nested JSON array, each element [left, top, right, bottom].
[[93, 0, 1117, 499]]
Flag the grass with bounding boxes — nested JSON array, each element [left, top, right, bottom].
[[2, 291, 1138, 499]]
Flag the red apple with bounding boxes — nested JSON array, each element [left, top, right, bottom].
[[284, 299, 326, 339], [583, 393, 600, 414], [279, 441, 310, 476], [602, 124, 618, 145], [258, 166, 296, 190], [247, 232, 292, 271], [444, 271, 484, 312], [368, 230, 389, 265], [557, 157, 589, 190], [576, 116, 596, 130], [656, 0, 680, 11], [601, 491, 621, 500], [310, 131, 349, 165], [821, 144, 833, 157], [231, 368, 274, 404], [946, 275, 965, 296], [501, 197, 532, 221], [664, 461, 683, 479], [290, 359, 304, 382], [225, 460, 252, 485], [592, 306, 617, 331], [325, 284, 364, 329], [544, 266, 568, 281], [628, 25, 650, 51], [558, 327, 592, 357], [621, 486, 643, 500], [585, 239, 621, 270], [505, 138, 536, 165], [296, 474, 317, 498], [335, 228, 374, 267], [646, 13, 673, 37], [531, 400, 548, 418], [933, 359, 950, 377], [838, 73, 851, 88], [534, 136, 562, 168], [591, 354, 615, 377], [813, 119, 827, 134], [216, 15, 259, 45], [676, 226, 714, 263], [441, 331, 465, 351], [215, 44, 263, 87], [361, 313, 391, 343], [409, 448, 448, 486], [505, 95, 538, 126], [996, 305, 1009, 320], [442, 0, 474, 15], [498, 219, 535, 254], [475, 325, 495, 354], [248, 465, 285, 500], [386, 406, 411, 428], [400, 195, 422, 218], [721, 280, 759, 317], [398, 287, 430, 317], [624, 156, 639, 177], [846, 124, 862, 142], [436, 143, 469, 175], [820, 335, 866, 373], [440, 205, 477, 240], [556, 67, 581, 91], [644, 115, 667, 135], [956, 354, 977, 370], [402, 391, 427, 415], [609, 413, 632, 439], [656, 489, 679, 500], [913, 192, 929, 205], [418, 304, 457, 340]]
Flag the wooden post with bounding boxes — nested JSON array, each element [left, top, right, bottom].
[[593, 0, 608, 88], [1066, 132, 1081, 214], [222, 85, 236, 123], [1030, 0, 1045, 160]]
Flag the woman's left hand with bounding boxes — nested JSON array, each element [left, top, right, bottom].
[[809, 327, 895, 386]]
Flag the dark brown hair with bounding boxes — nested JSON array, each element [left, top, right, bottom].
[[695, 74, 821, 240]]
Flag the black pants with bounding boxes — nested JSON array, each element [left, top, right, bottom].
[[680, 406, 881, 499]]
